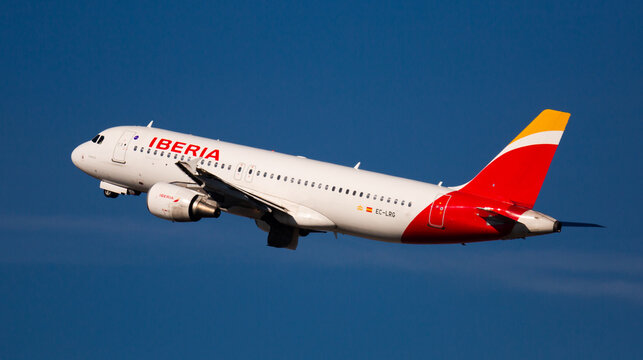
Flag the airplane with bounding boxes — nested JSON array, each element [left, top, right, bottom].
[[71, 109, 601, 250]]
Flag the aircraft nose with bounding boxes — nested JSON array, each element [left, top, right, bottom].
[[71, 144, 84, 168]]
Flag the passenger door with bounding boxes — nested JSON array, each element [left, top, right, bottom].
[[112, 131, 136, 164], [428, 194, 451, 229]]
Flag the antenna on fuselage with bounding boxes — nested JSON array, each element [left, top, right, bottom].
[[146, 120, 154, 128], [354, 162, 361, 170]]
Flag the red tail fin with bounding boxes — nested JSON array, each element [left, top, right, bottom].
[[458, 109, 570, 209]]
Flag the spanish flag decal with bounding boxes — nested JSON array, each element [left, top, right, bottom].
[[366, 207, 373, 213]]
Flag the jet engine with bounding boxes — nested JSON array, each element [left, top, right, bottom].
[[147, 182, 220, 222]]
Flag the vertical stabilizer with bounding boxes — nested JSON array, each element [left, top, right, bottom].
[[458, 109, 570, 208]]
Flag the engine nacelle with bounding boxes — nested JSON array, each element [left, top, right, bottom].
[[147, 183, 220, 222]]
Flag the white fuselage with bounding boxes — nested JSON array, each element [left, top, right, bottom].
[[72, 126, 448, 242]]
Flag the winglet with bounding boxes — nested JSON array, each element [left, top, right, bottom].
[[146, 120, 154, 128], [354, 162, 361, 170]]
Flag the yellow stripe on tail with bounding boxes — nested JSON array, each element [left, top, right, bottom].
[[510, 109, 570, 144], [459, 109, 571, 208]]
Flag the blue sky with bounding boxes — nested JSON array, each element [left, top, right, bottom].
[[1, 0, 642, 358]]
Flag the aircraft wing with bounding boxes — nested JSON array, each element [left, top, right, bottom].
[[175, 161, 288, 215], [175, 161, 335, 233]]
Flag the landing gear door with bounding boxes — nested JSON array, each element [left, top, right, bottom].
[[112, 131, 136, 164], [428, 194, 451, 229]]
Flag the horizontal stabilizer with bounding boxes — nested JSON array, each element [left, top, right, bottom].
[[560, 221, 605, 228], [475, 207, 515, 222]]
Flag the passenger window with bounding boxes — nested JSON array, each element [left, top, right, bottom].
[[394, 199, 398, 204], [277, 175, 281, 180], [325, 185, 329, 190], [237, 166, 242, 173], [133, 145, 138, 151], [160, 151, 164, 156], [352, 190, 356, 196], [304, 181, 308, 186], [249, 169, 253, 175], [291, 178, 294, 183], [147, 149, 151, 154], [270, 174, 274, 179], [311, 182, 315, 187], [298, 179, 301, 184], [215, 162, 219, 168], [264, 173, 268, 178], [167, 153, 171, 158], [174, 154, 178, 159], [345, 189, 349, 194], [284, 176, 287, 181], [208, 161, 212, 166], [201, 160, 204, 165], [359, 192, 363, 197], [332, 186, 336, 191], [318, 183, 322, 189], [401, 200, 405, 206], [339, 188, 342, 192], [381, 196, 384, 201], [154, 150, 158, 155], [256, 170, 260, 176], [366, 193, 370, 199], [387, 197, 391, 203], [408, 202, 412, 207], [181, 155, 185, 160], [228, 165, 231, 170], [141, 147, 144, 152]]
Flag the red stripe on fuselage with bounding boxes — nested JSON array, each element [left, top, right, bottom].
[[401, 191, 530, 244]]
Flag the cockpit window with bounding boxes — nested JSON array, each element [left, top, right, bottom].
[[91, 135, 100, 143], [97, 135, 105, 144]]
